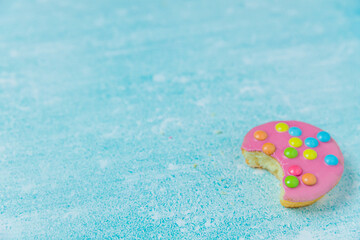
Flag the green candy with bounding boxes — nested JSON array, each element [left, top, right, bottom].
[[285, 176, 299, 188], [284, 147, 298, 158]]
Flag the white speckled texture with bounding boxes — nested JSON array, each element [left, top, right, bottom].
[[0, 0, 360, 239]]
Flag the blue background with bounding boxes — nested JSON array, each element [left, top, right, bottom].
[[1, 0, 360, 239]]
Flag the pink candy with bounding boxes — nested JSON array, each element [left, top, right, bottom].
[[288, 165, 302, 176]]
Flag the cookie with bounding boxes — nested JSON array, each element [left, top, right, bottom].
[[241, 121, 344, 208]]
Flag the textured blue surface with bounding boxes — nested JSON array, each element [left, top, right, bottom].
[[1, 0, 360, 239]]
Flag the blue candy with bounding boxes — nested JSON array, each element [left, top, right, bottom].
[[304, 137, 319, 148], [289, 127, 302, 137], [317, 131, 331, 142], [324, 154, 339, 165]]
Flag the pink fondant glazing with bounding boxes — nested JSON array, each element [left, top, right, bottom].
[[242, 121, 344, 202]]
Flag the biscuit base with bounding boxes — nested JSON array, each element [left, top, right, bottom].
[[242, 149, 324, 208]]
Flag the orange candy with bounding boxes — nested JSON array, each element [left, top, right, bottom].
[[262, 143, 276, 155], [254, 130, 268, 141], [302, 173, 317, 186]]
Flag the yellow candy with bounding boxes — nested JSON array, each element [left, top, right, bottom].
[[275, 122, 289, 132], [303, 149, 317, 160], [289, 137, 303, 148]]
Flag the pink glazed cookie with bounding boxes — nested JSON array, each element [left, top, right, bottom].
[[241, 121, 344, 208]]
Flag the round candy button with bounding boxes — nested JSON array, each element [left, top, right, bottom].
[[275, 122, 289, 132], [317, 131, 331, 142], [262, 143, 276, 155], [302, 173, 317, 186], [284, 175, 299, 188], [254, 130, 268, 141], [324, 154, 339, 166], [304, 137, 319, 148], [303, 149, 317, 160], [288, 165, 302, 176], [284, 147, 298, 158], [289, 127, 302, 137], [289, 137, 303, 148]]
